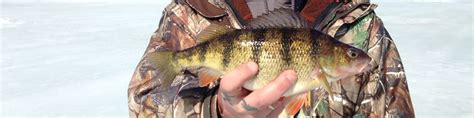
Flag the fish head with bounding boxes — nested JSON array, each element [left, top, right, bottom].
[[318, 40, 372, 80]]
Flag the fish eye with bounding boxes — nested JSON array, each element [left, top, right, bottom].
[[347, 48, 359, 58]]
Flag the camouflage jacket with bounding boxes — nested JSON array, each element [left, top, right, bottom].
[[128, 0, 415, 117]]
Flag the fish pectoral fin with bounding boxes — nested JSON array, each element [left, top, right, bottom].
[[304, 91, 312, 109], [312, 67, 334, 101], [285, 93, 308, 116], [195, 67, 223, 87], [319, 74, 334, 101]]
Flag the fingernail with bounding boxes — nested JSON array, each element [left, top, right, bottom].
[[285, 70, 297, 82], [246, 61, 259, 72]]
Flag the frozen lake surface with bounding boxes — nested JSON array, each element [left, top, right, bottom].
[[1, 1, 472, 117]]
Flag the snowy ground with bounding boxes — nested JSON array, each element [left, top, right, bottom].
[[375, 2, 473, 117], [1, 1, 472, 117]]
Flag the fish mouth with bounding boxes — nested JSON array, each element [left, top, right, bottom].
[[358, 63, 372, 73], [356, 56, 373, 73]]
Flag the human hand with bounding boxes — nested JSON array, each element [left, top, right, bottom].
[[217, 61, 298, 118]]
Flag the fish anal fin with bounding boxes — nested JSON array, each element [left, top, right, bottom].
[[196, 24, 235, 44], [196, 67, 223, 87], [285, 93, 308, 116]]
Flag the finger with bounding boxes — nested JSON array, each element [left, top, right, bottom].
[[219, 62, 258, 105], [220, 61, 258, 96], [267, 101, 286, 118], [240, 70, 297, 112]]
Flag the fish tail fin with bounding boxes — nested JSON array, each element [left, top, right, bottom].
[[145, 51, 179, 89]]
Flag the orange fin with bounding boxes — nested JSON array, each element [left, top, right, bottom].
[[197, 67, 223, 87], [285, 93, 308, 116]]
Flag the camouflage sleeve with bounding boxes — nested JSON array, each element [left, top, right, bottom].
[[127, 1, 223, 118], [357, 15, 415, 117]]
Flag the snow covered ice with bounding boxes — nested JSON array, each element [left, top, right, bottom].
[[1, 1, 168, 117], [1, 0, 472, 117]]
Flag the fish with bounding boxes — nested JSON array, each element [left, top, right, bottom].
[[146, 9, 372, 115]]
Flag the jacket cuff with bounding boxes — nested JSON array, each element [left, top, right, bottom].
[[202, 93, 222, 118]]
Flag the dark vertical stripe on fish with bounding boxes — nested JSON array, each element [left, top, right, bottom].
[[222, 32, 237, 68], [252, 29, 265, 64], [184, 49, 193, 62], [171, 52, 178, 64], [198, 42, 210, 63], [281, 28, 294, 66], [310, 30, 320, 57]]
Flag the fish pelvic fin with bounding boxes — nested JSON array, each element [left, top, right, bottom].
[[195, 67, 223, 87], [196, 24, 235, 44], [285, 93, 309, 116], [145, 51, 179, 90]]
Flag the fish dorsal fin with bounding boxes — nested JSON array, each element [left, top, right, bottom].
[[196, 24, 235, 44], [246, 8, 309, 29]]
